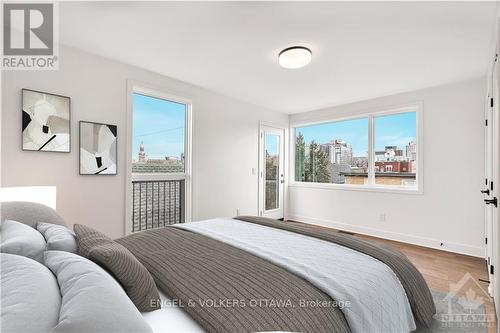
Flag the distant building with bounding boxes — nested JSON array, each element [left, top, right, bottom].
[[138, 141, 146, 162], [319, 143, 329, 156], [375, 150, 385, 161], [330, 140, 352, 165], [342, 151, 415, 186], [351, 156, 368, 171], [132, 142, 184, 173], [341, 171, 416, 186], [406, 141, 417, 161], [375, 146, 405, 162], [319, 140, 352, 165], [375, 160, 412, 173], [331, 163, 352, 184], [317, 140, 352, 183]]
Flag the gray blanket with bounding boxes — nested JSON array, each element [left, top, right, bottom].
[[117, 216, 435, 332], [236, 216, 436, 328]]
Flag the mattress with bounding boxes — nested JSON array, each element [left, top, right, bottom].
[[142, 292, 315, 333]]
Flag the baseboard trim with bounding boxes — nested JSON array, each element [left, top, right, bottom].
[[286, 214, 484, 258]]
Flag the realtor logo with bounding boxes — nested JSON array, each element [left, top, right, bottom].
[[2, 2, 59, 69]]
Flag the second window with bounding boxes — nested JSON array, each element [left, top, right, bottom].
[[294, 108, 418, 190]]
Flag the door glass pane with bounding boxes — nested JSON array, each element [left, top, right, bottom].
[[295, 118, 369, 185], [374, 111, 417, 187], [132, 93, 186, 173], [131, 92, 188, 232], [265, 133, 279, 211]]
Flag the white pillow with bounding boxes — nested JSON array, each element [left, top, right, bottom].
[[1, 253, 61, 333], [0, 219, 46, 262], [37, 222, 77, 253], [45, 251, 153, 333]]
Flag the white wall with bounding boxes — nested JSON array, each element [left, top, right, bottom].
[[1, 45, 288, 238], [288, 78, 486, 257], [1, 45, 486, 257]]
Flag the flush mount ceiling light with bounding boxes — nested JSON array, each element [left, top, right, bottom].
[[278, 46, 312, 69]]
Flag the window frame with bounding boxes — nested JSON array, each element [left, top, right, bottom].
[[125, 81, 193, 234], [289, 102, 423, 194]]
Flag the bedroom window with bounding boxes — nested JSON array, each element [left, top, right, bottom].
[[295, 117, 369, 185], [132, 93, 186, 174], [374, 111, 417, 187], [292, 105, 421, 192], [127, 86, 192, 233]]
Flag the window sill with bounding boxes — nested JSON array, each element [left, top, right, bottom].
[[288, 181, 423, 195]]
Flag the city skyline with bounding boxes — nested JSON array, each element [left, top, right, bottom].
[[296, 112, 416, 156]]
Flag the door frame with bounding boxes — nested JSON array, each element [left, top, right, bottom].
[[258, 121, 288, 219]]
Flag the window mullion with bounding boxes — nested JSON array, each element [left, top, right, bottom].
[[368, 115, 375, 185]]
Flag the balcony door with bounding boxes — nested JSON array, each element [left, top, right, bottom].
[[126, 83, 191, 234], [259, 124, 285, 219]]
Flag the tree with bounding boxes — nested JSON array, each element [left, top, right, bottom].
[[305, 140, 331, 183], [295, 133, 306, 181], [315, 149, 331, 183]]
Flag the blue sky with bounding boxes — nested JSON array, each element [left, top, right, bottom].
[[132, 93, 185, 160], [266, 133, 279, 156], [374, 112, 416, 152], [296, 112, 416, 156]]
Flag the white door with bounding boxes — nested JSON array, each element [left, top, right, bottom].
[[484, 55, 498, 298], [259, 125, 285, 219], [491, 56, 499, 303], [484, 81, 494, 296]]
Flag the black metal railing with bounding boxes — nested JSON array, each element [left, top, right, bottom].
[[132, 179, 185, 232]]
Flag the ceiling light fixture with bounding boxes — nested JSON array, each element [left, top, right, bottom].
[[278, 46, 312, 69]]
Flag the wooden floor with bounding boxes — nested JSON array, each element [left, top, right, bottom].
[[287, 220, 497, 332]]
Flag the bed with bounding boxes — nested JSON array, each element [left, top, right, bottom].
[[1, 201, 435, 333]]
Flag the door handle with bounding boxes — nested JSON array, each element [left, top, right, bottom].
[[485, 197, 498, 207], [481, 189, 490, 195]]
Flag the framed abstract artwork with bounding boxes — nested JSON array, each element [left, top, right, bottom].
[[22, 89, 71, 152], [79, 121, 117, 175]]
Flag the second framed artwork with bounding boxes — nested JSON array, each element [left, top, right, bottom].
[[79, 121, 117, 175]]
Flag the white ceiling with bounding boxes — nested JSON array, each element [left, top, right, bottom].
[[60, 2, 497, 114]]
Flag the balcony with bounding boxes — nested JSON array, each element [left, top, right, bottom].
[[131, 179, 185, 232]]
